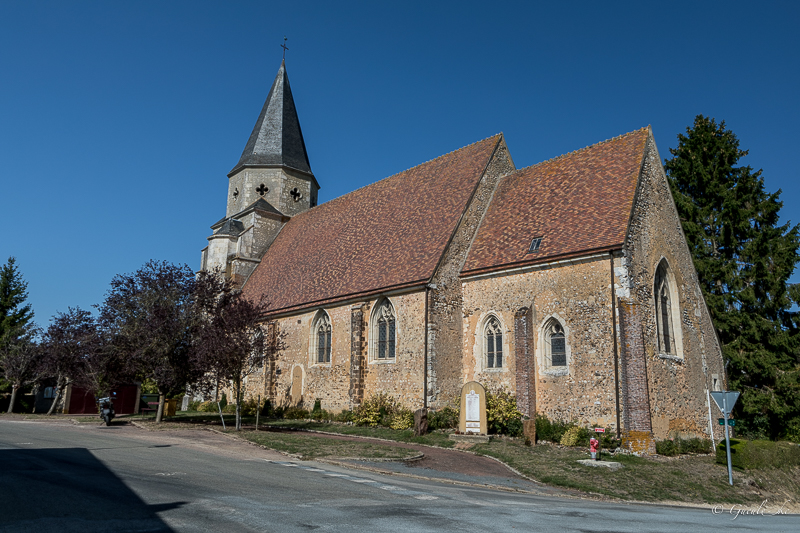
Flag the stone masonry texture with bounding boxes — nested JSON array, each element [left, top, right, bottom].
[[622, 133, 725, 440], [214, 126, 724, 455], [427, 140, 515, 408]]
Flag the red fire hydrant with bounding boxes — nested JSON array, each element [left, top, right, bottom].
[[590, 437, 599, 461]]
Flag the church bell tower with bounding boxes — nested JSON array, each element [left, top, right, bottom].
[[201, 59, 318, 284]]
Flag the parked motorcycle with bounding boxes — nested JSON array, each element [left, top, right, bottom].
[[97, 394, 116, 426]]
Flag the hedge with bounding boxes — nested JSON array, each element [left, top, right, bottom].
[[716, 438, 800, 470]]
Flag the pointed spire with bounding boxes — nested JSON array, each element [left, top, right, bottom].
[[229, 60, 313, 177]]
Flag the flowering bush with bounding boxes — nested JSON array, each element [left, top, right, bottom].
[[354, 392, 401, 427], [560, 426, 583, 446], [390, 410, 414, 430]]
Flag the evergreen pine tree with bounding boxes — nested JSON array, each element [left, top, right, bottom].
[[665, 115, 800, 441], [0, 257, 34, 339]]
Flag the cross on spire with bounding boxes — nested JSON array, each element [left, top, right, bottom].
[[281, 36, 288, 60]]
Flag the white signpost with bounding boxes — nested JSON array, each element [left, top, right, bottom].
[[710, 391, 740, 486]]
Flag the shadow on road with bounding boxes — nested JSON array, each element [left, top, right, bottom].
[[0, 447, 184, 531]]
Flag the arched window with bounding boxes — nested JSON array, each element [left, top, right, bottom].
[[654, 261, 675, 355], [372, 299, 396, 360], [312, 312, 332, 364], [545, 319, 567, 367], [485, 317, 503, 368]]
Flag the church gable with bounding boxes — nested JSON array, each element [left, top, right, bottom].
[[242, 135, 504, 315], [461, 128, 649, 277]]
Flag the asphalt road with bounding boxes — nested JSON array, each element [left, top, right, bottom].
[[0, 420, 795, 532]]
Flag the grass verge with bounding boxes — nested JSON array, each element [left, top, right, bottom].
[[237, 430, 417, 460], [472, 437, 800, 507], [260, 420, 455, 448]]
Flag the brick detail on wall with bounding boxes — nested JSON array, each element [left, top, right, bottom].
[[265, 321, 278, 401], [349, 304, 366, 407], [514, 306, 535, 417], [618, 300, 653, 433]]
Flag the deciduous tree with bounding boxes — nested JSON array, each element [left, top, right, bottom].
[[194, 272, 271, 430], [98, 260, 200, 422], [40, 307, 98, 415]]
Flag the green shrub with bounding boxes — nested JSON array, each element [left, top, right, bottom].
[[534, 414, 572, 443], [197, 401, 218, 413], [599, 430, 620, 449], [333, 409, 354, 423], [284, 406, 309, 420], [140, 379, 159, 394], [486, 389, 523, 436], [354, 392, 401, 427], [309, 399, 331, 421], [239, 397, 261, 416], [428, 406, 459, 430], [218, 392, 228, 410], [716, 438, 800, 470], [560, 426, 582, 446], [222, 404, 236, 414], [656, 437, 711, 456], [187, 400, 202, 411], [260, 399, 275, 418]]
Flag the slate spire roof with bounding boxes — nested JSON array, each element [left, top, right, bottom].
[[229, 60, 313, 177]]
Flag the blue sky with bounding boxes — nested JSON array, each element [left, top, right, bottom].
[[1, 1, 798, 324]]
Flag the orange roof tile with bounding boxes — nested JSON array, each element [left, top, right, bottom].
[[461, 128, 649, 276], [243, 135, 502, 314]]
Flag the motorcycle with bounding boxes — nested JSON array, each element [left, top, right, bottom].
[[97, 394, 116, 426]]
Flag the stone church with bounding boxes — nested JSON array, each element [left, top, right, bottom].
[[201, 61, 726, 447]]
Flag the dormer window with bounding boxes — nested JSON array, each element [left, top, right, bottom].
[[528, 236, 543, 253]]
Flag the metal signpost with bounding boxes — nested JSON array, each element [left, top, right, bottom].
[[710, 391, 740, 486]]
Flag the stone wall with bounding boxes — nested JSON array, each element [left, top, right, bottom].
[[427, 140, 515, 408], [226, 167, 317, 217], [622, 133, 725, 440], [238, 291, 427, 413], [461, 255, 620, 429]]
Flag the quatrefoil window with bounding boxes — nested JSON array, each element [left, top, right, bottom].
[[256, 184, 269, 196], [290, 187, 302, 202]]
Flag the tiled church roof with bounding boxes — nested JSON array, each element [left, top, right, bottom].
[[461, 127, 650, 277], [243, 135, 503, 314]]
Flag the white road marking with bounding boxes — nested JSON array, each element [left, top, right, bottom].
[[265, 460, 437, 500]]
